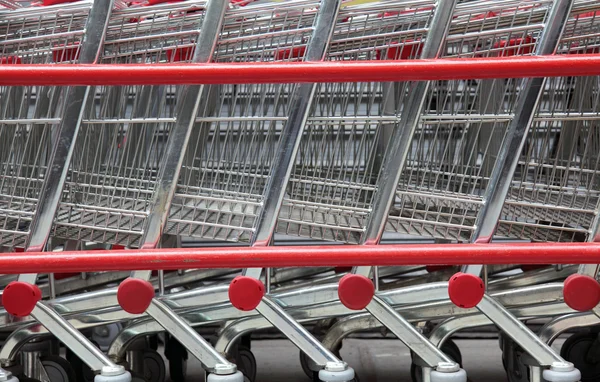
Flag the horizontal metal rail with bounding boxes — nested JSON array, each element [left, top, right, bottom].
[[0, 243, 598, 273], [0, 55, 599, 85]]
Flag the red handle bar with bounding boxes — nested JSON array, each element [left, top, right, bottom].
[[1, 55, 599, 86], [0, 243, 598, 274]]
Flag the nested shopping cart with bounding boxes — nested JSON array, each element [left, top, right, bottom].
[[0, 0, 599, 382]]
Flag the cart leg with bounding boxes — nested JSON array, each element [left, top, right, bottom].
[[365, 296, 466, 381], [256, 297, 354, 378]]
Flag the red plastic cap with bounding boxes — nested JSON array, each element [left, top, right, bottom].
[[338, 274, 375, 311], [492, 36, 536, 57], [2, 282, 42, 317], [1, 57, 21, 65], [448, 272, 484, 309], [229, 276, 265, 311], [53, 44, 80, 63], [563, 274, 600, 312], [167, 46, 196, 62], [54, 273, 79, 281], [117, 278, 155, 314], [276, 46, 307, 60]]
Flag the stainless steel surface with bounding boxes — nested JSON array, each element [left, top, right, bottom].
[[146, 299, 235, 373], [29, 303, 117, 372], [256, 297, 340, 367], [366, 296, 452, 367], [361, 0, 458, 246], [466, 0, 575, 272], [476, 295, 563, 366], [1, 1, 599, 380], [538, 312, 600, 346]]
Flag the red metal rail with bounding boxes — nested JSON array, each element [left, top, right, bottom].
[[0, 243, 598, 274], [1, 55, 599, 86]]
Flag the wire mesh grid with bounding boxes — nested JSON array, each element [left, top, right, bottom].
[[276, 0, 437, 244], [50, 1, 209, 247], [0, 1, 93, 248], [163, 0, 320, 243], [497, 1, 600, 242], [385, 0, 556, 242], [3, 0, 600, 249]]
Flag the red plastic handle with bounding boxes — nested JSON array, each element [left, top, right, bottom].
[[2, 55, 600, 86], [0, 243, 598, 274]]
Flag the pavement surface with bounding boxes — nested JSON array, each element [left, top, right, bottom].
[[177, 337, 566, 381]]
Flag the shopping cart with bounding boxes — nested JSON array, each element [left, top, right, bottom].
[[0, 0, 599, 382], [1, 1, 356, 381]]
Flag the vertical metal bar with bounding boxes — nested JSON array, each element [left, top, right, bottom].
[[20, 0, 114, 285], [244, 0, 342, 280], [158, 270, 165, 296], [578, 201, 600, 276], [464, 0, 574, 275], [131, 0, 229, 280], [354, 0, 458, 277], [12, 0, 127, 374], [124, 1, 240, 373], [30, 303, 119, 372]]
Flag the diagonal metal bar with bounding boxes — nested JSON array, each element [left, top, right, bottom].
[[465, 0, 575, 275]]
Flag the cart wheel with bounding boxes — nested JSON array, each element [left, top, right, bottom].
[[501, 345, 530, 382], [19, 378, 42, 382], [241, 335, 252, 351], [92, 323, 124, 352], [164, 337, 187, 382], [142, 349, 166, 382], [300, 342, 344, 380], [235, 345, 256, 382], [131, 374, 146, 382], [66, 340, 99, 382], [560, 332, 600, 382], [312, 371, 359, 382], [410, 339, 462, 382], [300, 351, 315, 380], [40, 355, 77, 382], [148, 334, 160, 352]]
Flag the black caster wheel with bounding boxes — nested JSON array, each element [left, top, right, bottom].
[[501, 343, 530, 382], [300, 351, 315, 380], [66, 340, 99, 382], [40, 355, 77, 382], [19, 378, 42, 382], [142, 349, 166, 382], [410, 339, 462, 382], [311, 371, 359, 382], [92, 323, 124, 352], [240, 335, 252, 350], [560, 331, 600, 382], [147, 335, 160, 352], [502, 356, 530, 382], [131, 375, 147, 382], [164, 337, 187, 382], [236, 345, 256, 382]]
